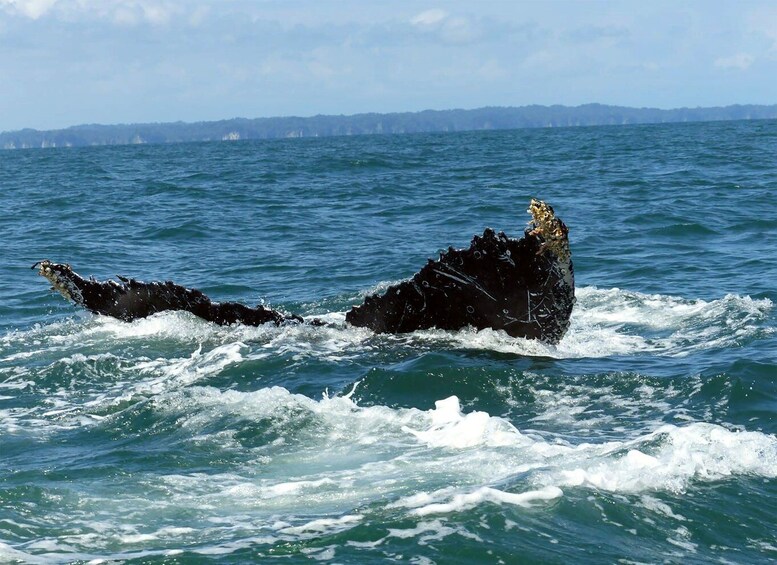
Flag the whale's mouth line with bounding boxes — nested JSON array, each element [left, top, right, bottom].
[[33, 199, 575, 344]]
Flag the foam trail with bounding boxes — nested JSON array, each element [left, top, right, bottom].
[[2, 384, 777, 558], [412, 286, 773, 358], [155, 388, 777, 501], [3, 286, 771, 365], [402, 396, 529, 448], [406, 486, 563, 516], [551, 423, 777, 494]]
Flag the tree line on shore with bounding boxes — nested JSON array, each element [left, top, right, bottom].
[[3, 103, 776, 150]]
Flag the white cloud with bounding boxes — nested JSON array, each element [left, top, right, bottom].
[[98, 1, 182, 26], [0, 0, 58, 19], [714, 53, 755, 70], [409, 9, 483, 45], [2, 0, 776, 132], [0, 0, 183, 25], [140, 3, 174, 25], [410, 8, 447, 27]]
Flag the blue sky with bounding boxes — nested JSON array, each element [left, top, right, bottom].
[[1, 0, 776, 131]]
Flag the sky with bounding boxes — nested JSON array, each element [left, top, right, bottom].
[[1, 0, 776, 132]]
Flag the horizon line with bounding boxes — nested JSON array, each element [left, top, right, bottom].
[[5, 101, 777, 135]]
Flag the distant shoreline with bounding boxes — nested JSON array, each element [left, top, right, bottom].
[[2, 103, 776, 150]]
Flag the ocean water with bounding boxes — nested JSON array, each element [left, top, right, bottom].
[[0, 120, 775, 564]]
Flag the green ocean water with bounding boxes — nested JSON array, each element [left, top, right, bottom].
[[0, 120, 776, 563]]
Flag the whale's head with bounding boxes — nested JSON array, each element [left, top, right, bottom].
[[32, 260, 85, 304]]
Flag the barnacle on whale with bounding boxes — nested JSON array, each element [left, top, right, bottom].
[[528, 198, 571, 262]]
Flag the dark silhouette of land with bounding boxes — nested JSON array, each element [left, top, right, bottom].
[[3, 103, 776, 149]]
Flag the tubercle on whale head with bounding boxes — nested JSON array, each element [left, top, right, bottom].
[[527, 198, 571, 263], [33, 260, 84, 304]]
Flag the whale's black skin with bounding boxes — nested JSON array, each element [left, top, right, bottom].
[[35, 200, 574, 344], [33, 261, 302, 327], [345, 224, 574, 344]]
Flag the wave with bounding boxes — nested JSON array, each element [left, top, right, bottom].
[[0, 285, 773, 442], [157, 388, 776, 539], [564, 286, 773, 357], [1, 385, 775, 561], [2, 287, 772, 363], [1, 285, 772, 435], [1, 281, 774, 561], [1, 285, 772, 443]]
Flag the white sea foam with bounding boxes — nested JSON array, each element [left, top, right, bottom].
[[145, 387, 777, 505], [1, 286, 771, 371], [0, 540, 50, 564], [3, 383, 777, 558], [277, 514, 362, 536], [1, 284, 771, 442], [2, 285, 775, 558], [0, 341, 250, 436], [550, 423, 777, 494], [375, 286, 772, 359], [128, 341, 245, 391], [387, 519, 457, 543], [519, 375, 683, 437], [402, 486, 564, 516], [0, 308, 379, 436], [402, 396, 529, 448], [455, 287, 770, 357], [572, 287, 773, 355], [1, 310, 370, 367]]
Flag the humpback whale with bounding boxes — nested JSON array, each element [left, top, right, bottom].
[[35, 199, 574, 344]]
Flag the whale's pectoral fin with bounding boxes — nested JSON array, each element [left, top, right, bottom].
[[34, 200, 574, 343], [345, 199, 575, 344], [34, 259, 302, 327]]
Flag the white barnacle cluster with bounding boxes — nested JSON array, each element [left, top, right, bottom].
[[37, 261, 82, 304], [527, 199, 571, 263]]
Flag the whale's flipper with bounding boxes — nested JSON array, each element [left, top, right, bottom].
[[33, 261, 301, 327], [34, 199, 574, 344], [345, 199, 574, 344]]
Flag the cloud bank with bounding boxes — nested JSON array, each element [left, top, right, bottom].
[[0, 0, 775, 131]]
